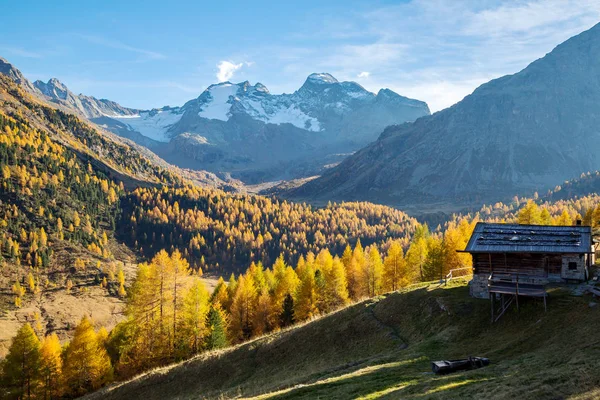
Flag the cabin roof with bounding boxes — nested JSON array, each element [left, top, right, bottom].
[[463, 222, 592, 254]]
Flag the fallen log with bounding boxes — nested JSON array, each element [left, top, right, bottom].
[[432, 356, 490, 374]]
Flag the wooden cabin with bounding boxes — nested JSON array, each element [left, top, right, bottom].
[[462, 223, 594, 299]]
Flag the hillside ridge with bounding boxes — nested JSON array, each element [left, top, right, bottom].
[[85, 280, 600, 400]]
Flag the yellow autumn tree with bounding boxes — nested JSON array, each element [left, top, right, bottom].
[[62, 316, 112, 396], [229, 275, 257, 342], [1, 323, 41, 399], [179, 279, 210, 355], [383, 241, 406, 292], [294, 261, 318, 322], [364, 246, 383, 297], [39, 333, 63, 399]]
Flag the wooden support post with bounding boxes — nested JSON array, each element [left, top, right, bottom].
[[490, 293, 494, 323], [515, 275, 519, 311]]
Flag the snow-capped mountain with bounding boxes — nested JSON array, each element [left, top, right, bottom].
[[0, 61, 430, 182]]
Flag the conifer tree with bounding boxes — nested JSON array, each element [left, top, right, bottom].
[[210, 277, 229, 309], [518, 200, 541, 224], [62, 316, 112, 396], [170, 250, 190, 351], [321, 255, 349, 312], [205, 304, 228, 350], [348, 241, 366, 300], [406, 225, 429, 282], [556, 209, 573, 226], [294, 263, 318, 321], [39, 333, 63, 400], [383, 241, 406, 292], [271, 256, 299, 326], [179, 280, 210, 355], [1, 323, 41, 400], [279, 293, 295, 328], [540, 208, 553, 225], [252, 289, 270, 336], [229, 275, 257, 342], [364, 247, 383, 297]]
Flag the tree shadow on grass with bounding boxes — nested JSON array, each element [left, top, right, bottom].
[[261, 356, 492, 400]]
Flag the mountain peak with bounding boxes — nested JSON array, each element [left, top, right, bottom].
[[0, 57, 39, 94], [47, 77, 66, 87], [0, 57, 26, 84], [34, 77, 70, 100], [306, 73, 338, 84]]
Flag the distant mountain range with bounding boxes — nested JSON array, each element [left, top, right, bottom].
[[0, 59, 430, 183], [288, 22, 600, 212]]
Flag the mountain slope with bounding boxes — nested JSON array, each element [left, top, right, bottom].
[[3, 60, 430, 183], [85, 280, 600, 399], [290, 23, 600, 211]]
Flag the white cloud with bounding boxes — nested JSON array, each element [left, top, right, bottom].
[[216, 61, 244, 82], [357, 71, 370, 78]]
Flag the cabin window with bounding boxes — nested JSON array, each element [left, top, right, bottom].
[[568, 262, 578, 271]]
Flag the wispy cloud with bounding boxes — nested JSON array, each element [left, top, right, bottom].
[[79, 34, 165, 61], [357, 71, 370, 79], [1, 46, 43, 59], [278, 0, 600, 111]]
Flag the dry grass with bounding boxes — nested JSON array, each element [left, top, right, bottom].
[[85, 279, 600, 399]]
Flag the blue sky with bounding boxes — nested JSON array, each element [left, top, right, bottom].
[[2, 0, 599, 112]]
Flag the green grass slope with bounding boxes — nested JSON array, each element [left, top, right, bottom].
[[86, 280, 600, 400]]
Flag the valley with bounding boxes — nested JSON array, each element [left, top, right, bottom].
[[1, 7, 600, 400]]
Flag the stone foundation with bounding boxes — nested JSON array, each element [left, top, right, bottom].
[[469, 274, 489, 299]]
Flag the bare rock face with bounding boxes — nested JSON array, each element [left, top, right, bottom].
[[290, 23, 600, 211], [0, 57, 40, 94], [33, 78, 140, 119]]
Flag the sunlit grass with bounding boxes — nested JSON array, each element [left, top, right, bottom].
[[357, 381, 416, 399], [425, 378, 490, 394], [248, 358, 425, 399]]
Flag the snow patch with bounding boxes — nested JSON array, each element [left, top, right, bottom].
[[268, 105, 321, 132], [111, 110, 182, 142], [198, 84, 238, 121], [307, 73, 338, 84]]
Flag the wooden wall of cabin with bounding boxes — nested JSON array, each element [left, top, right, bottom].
[[472, 253, 561, 276]]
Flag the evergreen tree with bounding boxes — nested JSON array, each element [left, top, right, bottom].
[[205, 305, 229, 350], [210, 277, 229, 309], [279, 293, 295, 328]]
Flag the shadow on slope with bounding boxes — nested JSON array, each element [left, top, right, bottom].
[[86, 281, 600, 400]]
